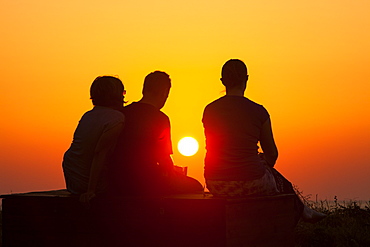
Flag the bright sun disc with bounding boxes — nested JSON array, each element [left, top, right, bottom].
[[178, 137, 199, 156]]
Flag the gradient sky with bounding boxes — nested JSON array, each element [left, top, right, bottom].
[[1, 0, 369, 201]]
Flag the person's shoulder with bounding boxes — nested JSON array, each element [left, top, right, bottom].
[[245, 98, 269, 116], [245, 98, 264, 107], [122, 102, 137, 110], [90, 106, 124, 119], [124, 102, 168, 120], [206, 95, 255, 108], [123, 102, 157, 115], [110, 108, 125, 118], [158, 110, 169, 120], [205, 96, 227, 108], [99, 106, 124, 115], [100, 107, 125, 123], [81, 108, 94, 116], [124, 102, 155, 111], [122, 102, 140, 115], [80, 107, 124, 124], [80, 107, 99, 119]]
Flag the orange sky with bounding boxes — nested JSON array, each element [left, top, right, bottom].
[[1, 0, 369, 201]]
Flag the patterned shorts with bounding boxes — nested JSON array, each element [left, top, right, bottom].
[[206, 167, 279, 197]]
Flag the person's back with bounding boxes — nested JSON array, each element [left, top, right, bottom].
[[119, 102, 172, 170], [110, 101, 173, 194], [203, 95, 268, 181], [63, 106, 124, 193]]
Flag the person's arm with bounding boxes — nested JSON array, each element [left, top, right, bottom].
[[259, 118, 278, 167], [158, 155, 175, 175], [79, 122, 124, 204], [157, 125, 175, 175]]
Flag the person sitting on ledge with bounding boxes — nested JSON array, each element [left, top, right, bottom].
[[62, 76, 125, 204], [202, 59, 326, 223], [109, 71, 203, 196]]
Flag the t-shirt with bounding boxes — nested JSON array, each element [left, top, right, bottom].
[[202, 95, 269, 181], [62, 106, 124, 194], [109, 102, 173, 193]]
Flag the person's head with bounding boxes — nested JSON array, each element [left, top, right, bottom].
[[221, 59, 249, 91], [142, 71, 171, 109], [90, 76, 125, 108]]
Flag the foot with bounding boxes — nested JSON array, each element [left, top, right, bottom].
[[302, 205, 327, 223]]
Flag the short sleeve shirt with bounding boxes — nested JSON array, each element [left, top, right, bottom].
[[62, 106, 125, 194], [202, 96, 269, 181], [112, 102, 173, 171]]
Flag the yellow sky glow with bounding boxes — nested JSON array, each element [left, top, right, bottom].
[[1, 0, 369, 200]]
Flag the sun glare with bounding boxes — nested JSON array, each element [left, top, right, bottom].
[[178, 137, 199, 156]]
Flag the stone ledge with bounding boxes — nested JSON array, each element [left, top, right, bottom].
[[1, 190, 297, 247]]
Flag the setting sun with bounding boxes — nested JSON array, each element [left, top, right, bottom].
[[178, 137, 199, 156]]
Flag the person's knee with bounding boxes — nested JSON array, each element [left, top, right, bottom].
[[186, 176, 203, 192], [171, 175, 203, 193]]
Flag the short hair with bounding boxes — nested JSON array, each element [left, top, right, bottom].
[[90, 76, 124, 107], [142, 71, 171, 95], [221, 59, 248, 88]]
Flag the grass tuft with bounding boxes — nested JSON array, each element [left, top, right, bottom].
[[293, 186, 370, 247]]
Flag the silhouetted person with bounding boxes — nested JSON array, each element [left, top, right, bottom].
[[203, 59, 326, 223], [110, 71, 202, 195], [62, 76, 125, 204]]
